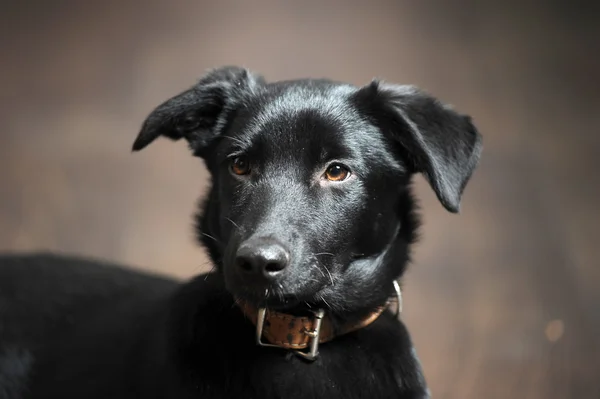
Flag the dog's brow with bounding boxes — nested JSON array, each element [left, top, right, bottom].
[[248, 85, 356, 135], [221, 135, 253, 154], [222, 135, 250, 147]]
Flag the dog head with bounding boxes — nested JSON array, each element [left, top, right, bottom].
[[133, 66, 482, 316]]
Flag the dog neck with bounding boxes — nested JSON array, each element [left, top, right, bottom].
[[239, 302, 386, 346], [236, 281, 402, 360]]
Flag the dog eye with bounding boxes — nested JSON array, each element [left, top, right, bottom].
[[324, 163, 350, 182], [230, 156, 251, 176]]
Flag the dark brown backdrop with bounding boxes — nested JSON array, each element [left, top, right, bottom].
[[1, 1, 599, 398]]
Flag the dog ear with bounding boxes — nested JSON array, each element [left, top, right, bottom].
[[132, 66, 264, 154], [353, 80, 483, 213]]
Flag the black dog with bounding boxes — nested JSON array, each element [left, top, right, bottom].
[[0, 66, 482, 399]]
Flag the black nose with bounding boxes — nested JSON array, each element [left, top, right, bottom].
[[235, 238, 290, 278]]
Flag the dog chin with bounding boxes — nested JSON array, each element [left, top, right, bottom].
[[228, 283, 326, 312]]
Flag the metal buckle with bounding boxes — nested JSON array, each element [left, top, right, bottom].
[[256, 308, 325, 361], [393, 280, 403, 317]]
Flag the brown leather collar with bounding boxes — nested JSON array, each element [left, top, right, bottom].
[[239, 302, 388, 350], [237, 281, 402, 360]]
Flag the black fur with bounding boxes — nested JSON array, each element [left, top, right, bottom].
[[0, 66, 482, 399]]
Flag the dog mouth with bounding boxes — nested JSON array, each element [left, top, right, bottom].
[[228, 277, 330, 311], [236, 288, 300, 310]]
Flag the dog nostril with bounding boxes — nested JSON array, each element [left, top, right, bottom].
[[264, 261, 286, 274], [237, 259, 253, 272]]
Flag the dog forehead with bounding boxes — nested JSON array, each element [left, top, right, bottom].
[[247, 82, 361, 134], [222, 81, 401, 172]]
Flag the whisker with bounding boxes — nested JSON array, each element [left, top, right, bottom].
[[192, 260, 213, 274], [319, 294, 332, 310], [312, 263, 326, 278], [271, 283, 282, 303], [232, 297, 246, 310], [277, 284, 285, 303], [313, 252, 335, 257], [322, 264, 334, 286], [224, 217, 240, 229], [201, 232, 220, 243], [203, 265, 216, 280]]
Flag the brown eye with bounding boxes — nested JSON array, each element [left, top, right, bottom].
[[324, 163, 350, 182], [230, 156, 251, 176]]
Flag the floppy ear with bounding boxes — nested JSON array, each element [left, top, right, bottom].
[[353, 80, 483, 213], [132, 66, 264, 154]]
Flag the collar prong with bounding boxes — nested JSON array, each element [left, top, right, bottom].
[[393, 280, 403, 317]]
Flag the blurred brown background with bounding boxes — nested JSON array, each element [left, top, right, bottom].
[[1, 1, 599, 398]]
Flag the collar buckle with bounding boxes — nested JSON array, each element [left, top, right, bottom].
[[256, 308, 325, 361], [393, 280, 403, 317]]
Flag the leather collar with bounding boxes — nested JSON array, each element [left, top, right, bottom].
[[239, 302, 388, 349], [238, 281, 402, 360]]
